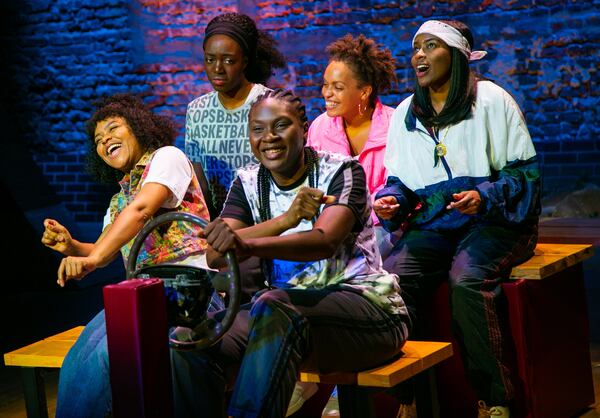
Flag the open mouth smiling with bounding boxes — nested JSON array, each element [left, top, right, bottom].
[[106, 143, 122, 157], [261, 146, 286, 159]]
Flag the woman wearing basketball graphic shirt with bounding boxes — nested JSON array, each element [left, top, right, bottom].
[[185, 12, 285, 218]]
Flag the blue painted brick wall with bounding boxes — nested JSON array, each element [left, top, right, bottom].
[[3, 0, 599, 222]]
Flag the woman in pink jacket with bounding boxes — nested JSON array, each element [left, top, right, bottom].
[[307, 34, 397, 228], [305, 34, 408, 418]]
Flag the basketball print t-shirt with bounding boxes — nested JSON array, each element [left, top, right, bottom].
[[184, 83, 270, 212]]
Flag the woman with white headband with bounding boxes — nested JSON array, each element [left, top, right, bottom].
[[374, 20, 540, 418]]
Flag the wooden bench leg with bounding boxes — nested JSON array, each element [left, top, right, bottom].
[[415, 368, 440, 418], [21, 367, 49, 418], [337, 385, 376, 418]]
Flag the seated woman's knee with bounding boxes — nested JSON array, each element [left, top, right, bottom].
[[250, 288, 291, 314], [449, 263, 487, 290]]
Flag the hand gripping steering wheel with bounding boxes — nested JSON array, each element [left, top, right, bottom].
[[126, 212, 241, 350]]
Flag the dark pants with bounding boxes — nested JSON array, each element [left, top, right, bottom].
[[383, 222, 537, 405], [171, 288, 409, 418]]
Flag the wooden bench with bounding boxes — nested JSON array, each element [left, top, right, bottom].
[[298, 243, 595, 418], [3, 325, 451, 418], [3, 326, 84, 418], [509, 242, 593, 280], [300, 341, 453, 418]]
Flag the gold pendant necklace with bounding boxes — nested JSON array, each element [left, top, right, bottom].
[[435, 143, 447, 157], [433, 126, 450, 167]]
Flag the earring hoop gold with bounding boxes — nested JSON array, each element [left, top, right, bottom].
[[358, 101, 366, 116]]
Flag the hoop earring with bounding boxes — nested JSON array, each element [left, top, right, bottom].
[[358, 101, 365, 116]]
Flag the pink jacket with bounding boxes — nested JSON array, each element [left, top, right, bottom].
[[307, 99, 394, 224]]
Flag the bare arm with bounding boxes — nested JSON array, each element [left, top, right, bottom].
[[206, 204, 355, 269], [206, 186, 337, 267], [57, 182, 171, 286], [89, 182, 170, 264], [235, 187, 336, 239], [246, 204, 353, 259]]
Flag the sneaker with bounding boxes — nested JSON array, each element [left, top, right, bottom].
[[478, 401, 510, 417], [396, 400, 417, 418], [285, 381, 319, 417]]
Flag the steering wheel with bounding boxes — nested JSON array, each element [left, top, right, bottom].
[[126, 212, 241, 350]]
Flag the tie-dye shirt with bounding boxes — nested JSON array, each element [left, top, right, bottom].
[[107, 147, 210, 268], [221, 150, 408, 316]]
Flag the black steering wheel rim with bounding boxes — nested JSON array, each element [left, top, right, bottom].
[[126, 211, 241, 350]]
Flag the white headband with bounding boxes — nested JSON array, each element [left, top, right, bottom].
[[412, 20, 487, 61]]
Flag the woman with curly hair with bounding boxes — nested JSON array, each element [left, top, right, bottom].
[[42, 93, 215, 418], [185, 12, 286, 217], [307, 34, 397, 229]]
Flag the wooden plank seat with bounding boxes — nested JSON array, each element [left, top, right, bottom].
[[509, 243, 593, 280], [300, 341, 453, 418], [3, 327, 452, 418], [4, 326, 452, 417], [3, 326, 84, 418], [300, 341, 452, 388], [4, 326, 84, 369], [299, 243, 594, 418]]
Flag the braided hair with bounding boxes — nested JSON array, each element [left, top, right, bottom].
[[250, 89, 319, 283]]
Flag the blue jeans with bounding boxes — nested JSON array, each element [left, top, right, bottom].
[[56, 292, 225, 418], [171, 288, 408, 418], [56, 310, 110, 418]]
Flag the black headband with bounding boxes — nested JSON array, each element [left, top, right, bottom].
[[203, 21, 254, 57]]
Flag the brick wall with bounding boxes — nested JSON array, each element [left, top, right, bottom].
[[2, 0, 598, 222], [2, 0, 143, 221]]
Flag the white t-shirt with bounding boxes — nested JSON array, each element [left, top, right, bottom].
[[102, 146, 192, 230]]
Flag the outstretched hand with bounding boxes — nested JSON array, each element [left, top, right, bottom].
[[57, 256, 99, 287], [447, 190, 482, 215], [203, 218, 250, 257], [283, 187, 336, 229], [373, 196, 400, 220], [42, 219, 75, 255]]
